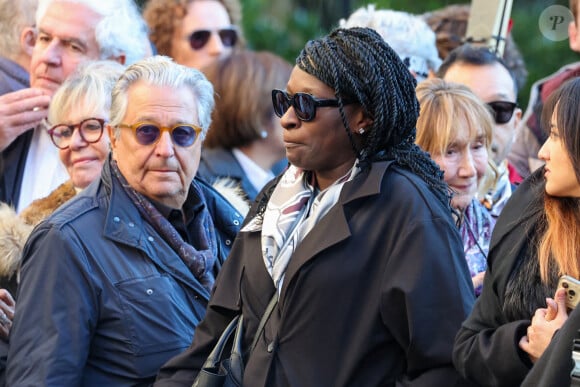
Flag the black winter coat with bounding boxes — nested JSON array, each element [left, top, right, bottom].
[[453, 168, 551, 386], [156, 161, 475, 387]]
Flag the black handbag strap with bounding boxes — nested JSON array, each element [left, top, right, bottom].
[[200, 315, 241, 369], [249, 292, 278, 353]]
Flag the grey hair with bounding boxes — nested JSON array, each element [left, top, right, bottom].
[[110, 55, 214, 140], [339, 5, 441, 72], [48, 60, 125, 126], [0, 0, 37, 58], [36, 0, 149, 65]]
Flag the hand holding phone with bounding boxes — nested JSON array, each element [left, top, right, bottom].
[[557, 275, 580, 310]]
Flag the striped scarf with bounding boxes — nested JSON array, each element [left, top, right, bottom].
[[258, 163, 359, 290]]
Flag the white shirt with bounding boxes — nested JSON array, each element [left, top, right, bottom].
[[232, 148, 274, 194], [17, 122, 69, 213]]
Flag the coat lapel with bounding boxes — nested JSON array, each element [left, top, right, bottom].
[[279, 161, 390, 300], [102, 166, 211, 300]]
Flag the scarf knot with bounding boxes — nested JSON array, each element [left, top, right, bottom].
[[110, 160, 217, 291]]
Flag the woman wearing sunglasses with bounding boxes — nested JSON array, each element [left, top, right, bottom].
[[143, 0, 244, 70], [454, 77, 580, 386], [415, 78, 496, 297], [155, 27, 475, 387]]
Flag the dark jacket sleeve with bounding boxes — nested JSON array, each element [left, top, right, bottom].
[[453, 171, 546, 387], [452, 220, 533, 387], [154, 210, 252, 386], [6, 223, 98, 386], [155, 180, 276, 386], [521, 306, 580, 387], [452, 269, 531, 386], [381, 214, 475, 386]]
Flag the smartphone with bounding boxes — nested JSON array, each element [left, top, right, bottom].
[[558, 275, 580, 310]]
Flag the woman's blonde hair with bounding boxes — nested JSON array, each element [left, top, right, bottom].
[[415, 78, 493, 157]]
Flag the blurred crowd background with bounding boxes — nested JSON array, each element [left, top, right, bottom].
[[134, 0, 578, 112]]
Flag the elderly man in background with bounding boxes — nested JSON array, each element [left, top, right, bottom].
[[6, 55, 243, 386], [0, 0, 37, 95], [0, 0, 149, 212]]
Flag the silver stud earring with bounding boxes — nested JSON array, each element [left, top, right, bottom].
[[358, 128, 365, 135], [260, 130, 268, 139]]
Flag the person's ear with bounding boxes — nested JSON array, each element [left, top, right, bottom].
[[514, 107, 522, 126], [20, 27, 36, 58], [351, 113, 374, 136], [569, 21, 580, 52], [111, 55, 126, 65], [108, 125, 118, 158]]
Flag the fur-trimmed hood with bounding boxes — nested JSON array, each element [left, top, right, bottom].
[[0, 204, 33, 280], [0, 181, 77, 279]]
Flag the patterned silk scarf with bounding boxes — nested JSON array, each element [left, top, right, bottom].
[[460, 199, 496, 296], [253, 163, 359, 291], [110, 160, 217, 291]]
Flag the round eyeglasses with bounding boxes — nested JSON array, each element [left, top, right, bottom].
[[117, 122, 202, 147], [271, 89, 353, 122], [486, 101, 518, 125], [48, 118, 106, 149], [188, 27, 238, 51]]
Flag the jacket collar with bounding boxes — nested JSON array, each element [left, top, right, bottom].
[[201, 148, 245, 179], [489, 167, 545, 253], [279, 161, 393, 299], [98, 158, 211, 299]]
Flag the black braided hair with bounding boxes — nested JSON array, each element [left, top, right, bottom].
[[296, 27, 450, 207]]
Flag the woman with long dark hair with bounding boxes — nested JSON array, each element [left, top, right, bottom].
[[454, 77, 580, 386]]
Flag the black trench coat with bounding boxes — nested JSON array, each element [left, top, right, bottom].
[[156, 161, 475, 387]]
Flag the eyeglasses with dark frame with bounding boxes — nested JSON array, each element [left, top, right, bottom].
[[486, 101, 518, 125], [188, 27, 238, 51], [271, 89, 353, 122], [48, 118, 106, 149], [117, 122, 202, 147]]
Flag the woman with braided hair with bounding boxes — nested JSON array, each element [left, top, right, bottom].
[[155, 27, 475, 387]]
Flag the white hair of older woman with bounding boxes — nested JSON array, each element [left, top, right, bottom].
[[339, 5, 442, 81]]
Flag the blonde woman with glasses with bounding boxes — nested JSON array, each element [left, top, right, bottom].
[[0, 60, 124, 298]]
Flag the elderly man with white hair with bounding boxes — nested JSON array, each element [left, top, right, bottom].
[[6, 56, 243, 386]]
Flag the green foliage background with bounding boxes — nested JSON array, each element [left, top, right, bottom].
[[136, 0, 580, 111]]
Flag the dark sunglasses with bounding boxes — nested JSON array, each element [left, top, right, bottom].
[[117, 122, 202, 147], [487, 101, 517, 124], [48, 117, 105, 149], [271, 89, 352, 122], [188, 28, 238, 50]]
